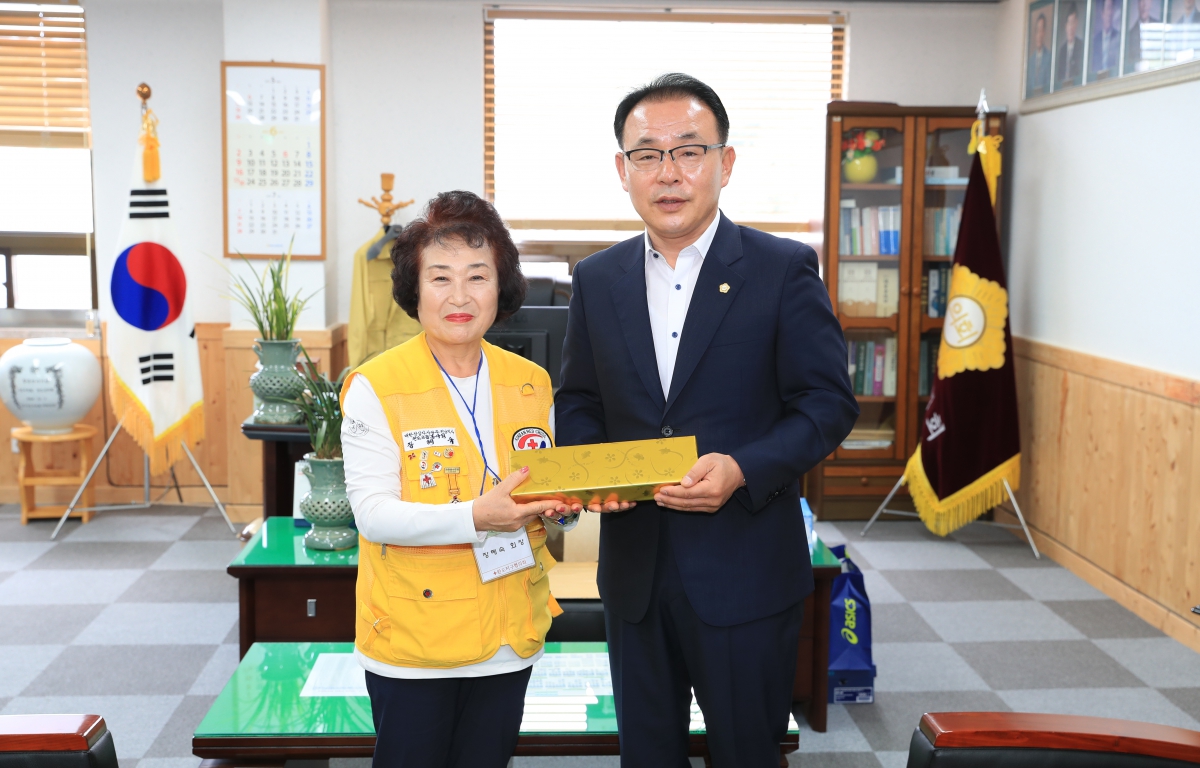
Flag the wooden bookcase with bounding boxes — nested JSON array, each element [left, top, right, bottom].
[[806, 102, 1007, 516]]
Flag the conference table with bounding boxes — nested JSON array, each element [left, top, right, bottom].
[[226, 516, 844, 731], [192, 641, 800, 765]]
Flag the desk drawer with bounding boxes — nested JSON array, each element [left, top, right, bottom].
[[253, 575, 356, 643]]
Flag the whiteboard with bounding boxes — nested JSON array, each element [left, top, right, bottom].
[[221, 62, 325, 260]]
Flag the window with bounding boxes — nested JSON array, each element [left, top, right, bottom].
[[485, 9, 845, 246], [0, 1, 95, 311]]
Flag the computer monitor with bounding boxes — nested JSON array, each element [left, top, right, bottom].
[[485, 306, 568, 389]]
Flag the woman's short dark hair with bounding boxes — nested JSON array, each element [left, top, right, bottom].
[[391, 190, 526, 322], [613, 73, 729, 148]]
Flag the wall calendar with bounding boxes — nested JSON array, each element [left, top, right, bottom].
[[221, 62, 325, 260]]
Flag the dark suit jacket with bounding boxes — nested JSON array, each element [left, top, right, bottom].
[[1056, 37, 1084, 86], [555, 214, 858, 627], [1027, 45, 1052, 96], [1090, 27, 1120, 78]]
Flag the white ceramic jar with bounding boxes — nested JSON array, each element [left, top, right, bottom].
[[0, 338, 102, 434]]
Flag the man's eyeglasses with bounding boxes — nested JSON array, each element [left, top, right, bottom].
[[623, 143, 726, 172]]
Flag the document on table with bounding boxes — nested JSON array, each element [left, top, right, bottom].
[[300, 653, 368, 697]]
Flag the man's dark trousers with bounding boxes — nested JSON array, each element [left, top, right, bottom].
[[556, 215, 857, 768], [606, 513, 803, 767]]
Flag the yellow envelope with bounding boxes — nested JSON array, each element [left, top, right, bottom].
[[510, 436, 698, 505]]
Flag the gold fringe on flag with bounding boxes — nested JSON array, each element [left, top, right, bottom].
[[904, 446, 1021, 536], [108, 368, 205, 476]]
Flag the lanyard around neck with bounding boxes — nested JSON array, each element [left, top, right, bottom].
[[431, 349, 501, 496]]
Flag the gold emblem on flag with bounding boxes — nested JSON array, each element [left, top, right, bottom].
[[937, 264, 1008, 379]]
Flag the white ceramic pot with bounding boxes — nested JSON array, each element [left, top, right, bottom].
[[0, 338, 102, 434]]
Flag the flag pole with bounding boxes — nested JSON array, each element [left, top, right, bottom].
[[180, 440, 237, 533], [51, 423, 183, 539], [976, 88, 989, 136]]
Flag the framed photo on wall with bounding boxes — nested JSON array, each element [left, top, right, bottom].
[[220, 61, 326, 260], [1026, 0, 1056, 97], [1055, 0, 1087, 90], [1125, 0, 1167, 73], [1089, 0, 1125, 80], [1172, 0, 1200, 22]]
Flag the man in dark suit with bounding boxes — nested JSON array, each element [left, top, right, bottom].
[[1028, 13, 1052, 96], [1056, 2, 1085, 88], [556, 73, 858, 767], [1126, 0, 1164, 73], [1090, 0, 1122, 80]]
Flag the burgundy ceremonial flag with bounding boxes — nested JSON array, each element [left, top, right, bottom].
[[904, 152, 1020, 536]]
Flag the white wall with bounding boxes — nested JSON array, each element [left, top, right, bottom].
[[1005, 81, 1200, 379], [987, 0, 1200, 379], [845, 2, 1004, 105], [86, 0, 227, 323], [222, 0, 332, 330], [328, 0, 485, 330], [85, 0, 1012, 330]]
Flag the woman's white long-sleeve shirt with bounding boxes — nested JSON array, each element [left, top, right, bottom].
[[341, 357, 573, 679]]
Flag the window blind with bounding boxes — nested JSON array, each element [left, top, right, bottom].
[[485, 11, 845, 229], [0, 2, 90, 145]]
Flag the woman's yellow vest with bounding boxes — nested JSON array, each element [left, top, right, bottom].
[[342, 333, 560, 669]]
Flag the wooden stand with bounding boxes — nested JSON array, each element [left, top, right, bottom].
[[13, 424, 98, 525]]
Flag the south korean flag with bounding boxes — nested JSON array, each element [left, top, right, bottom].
[[106, 136, 205, 476]]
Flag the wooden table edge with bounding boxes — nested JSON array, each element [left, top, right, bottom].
[[193, 732, 799, 759]]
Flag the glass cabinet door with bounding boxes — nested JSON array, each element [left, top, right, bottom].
[[835, 124, 904, 321], [911, 117, 977, 452]]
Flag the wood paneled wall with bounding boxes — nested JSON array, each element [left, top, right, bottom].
[[1004, 337, 1200, 652], [0, 323, 347, 522], [222, 325, 348, 522]]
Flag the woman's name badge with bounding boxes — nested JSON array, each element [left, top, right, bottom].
[[473, 529, 535, 583]]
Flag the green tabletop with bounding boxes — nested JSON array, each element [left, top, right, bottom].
[[228, 517, 836, 571], [229, 517, 358, 569], [812, 535, 841, 568], [194, 642, 799, 738]]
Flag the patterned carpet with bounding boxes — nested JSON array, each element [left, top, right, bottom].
[[0, 503, 1197, 768]]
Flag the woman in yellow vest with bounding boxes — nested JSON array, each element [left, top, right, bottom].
[[340, 190, 612, 768]]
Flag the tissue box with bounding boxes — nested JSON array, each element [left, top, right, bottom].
[[510, 436, 698, 505]]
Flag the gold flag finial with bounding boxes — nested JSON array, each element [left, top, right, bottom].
[[358, 173, 415, 227], [968, 88, 1002, 205], [138, 83, 160, 183]]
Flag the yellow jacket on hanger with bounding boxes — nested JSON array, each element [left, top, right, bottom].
[[347, 227, 423, 368], [343, 334, 561, 669]]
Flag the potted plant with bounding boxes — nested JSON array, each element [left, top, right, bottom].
[[293, 348, 354, 551], [228, 246, 313, 424], [842, 129, 886, 184]]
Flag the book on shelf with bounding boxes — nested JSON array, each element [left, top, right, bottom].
[[854, 341, 867, 394], [846, 339, 898, 397], [842, 417, 896, 451], [918, 335, 937, 396], [876, 268, 899, 317], [925, 166, 968, 186], [838, 261, 876, 317], [926, 265, 951, 318], [839, 200, 901, 256], [883, 337, 897, 397], [924, 205, 963, 256], [839, 262, 898, 318], [872, 343, 885, 396]]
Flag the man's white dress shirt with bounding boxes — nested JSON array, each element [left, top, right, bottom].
[[644, 212, 721, 396]]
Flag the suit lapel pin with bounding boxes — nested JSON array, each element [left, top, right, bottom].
[[719, 283, 730, 294]]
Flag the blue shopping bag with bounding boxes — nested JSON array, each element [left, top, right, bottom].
[[828, 544, 875, 704]]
